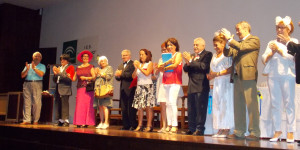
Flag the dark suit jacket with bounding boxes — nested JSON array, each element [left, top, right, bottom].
[[53, 64, 72, 96], [115, 60, 136, 96], [183, 50, 212, 94], [287, 41, 300, 84], [223, 35, 260, 81]]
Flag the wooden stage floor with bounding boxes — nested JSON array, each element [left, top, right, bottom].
[[0, 122, 299, 150]]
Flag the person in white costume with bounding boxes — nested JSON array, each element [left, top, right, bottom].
[[262, 16, 297, 143], [153, 42, 168, 132], [207, 33, 234, 138]]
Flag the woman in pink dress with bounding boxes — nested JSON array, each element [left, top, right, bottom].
[[72, 50, 96, 128]]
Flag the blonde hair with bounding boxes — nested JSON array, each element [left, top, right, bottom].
[[236, 21, 251, 33]]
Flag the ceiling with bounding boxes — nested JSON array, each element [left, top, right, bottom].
[[0, 0, 66, 10]]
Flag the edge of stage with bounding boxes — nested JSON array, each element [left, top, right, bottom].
[[0, 122, 299, 150]]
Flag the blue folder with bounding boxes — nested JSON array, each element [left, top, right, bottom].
[[162, 53, 173, 72]]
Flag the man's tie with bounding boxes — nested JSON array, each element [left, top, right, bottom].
[[123, 61, 127, 68]]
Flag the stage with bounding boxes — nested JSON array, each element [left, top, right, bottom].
[[0, 122, 298, 150]]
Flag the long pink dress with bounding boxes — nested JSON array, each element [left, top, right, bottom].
[[73, 64, 95, 125]]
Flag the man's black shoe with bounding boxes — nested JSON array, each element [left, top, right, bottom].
[[193, 130, 204, 136], [53, 121, 63, 126], [62, 122, 69, 127], [129, 127, 136, 131], [182, 130, 194, 135]]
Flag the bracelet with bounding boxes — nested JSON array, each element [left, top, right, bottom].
[[217, 72, 220, 76]]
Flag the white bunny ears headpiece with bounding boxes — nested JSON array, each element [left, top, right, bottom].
[[276, 16, 292, 31]]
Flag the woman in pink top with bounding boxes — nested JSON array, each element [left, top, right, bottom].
[[158, 38, 182, 133], [72, 50, 96, 128]]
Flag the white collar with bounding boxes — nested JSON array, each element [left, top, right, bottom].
[[242, 34, 250, 41]]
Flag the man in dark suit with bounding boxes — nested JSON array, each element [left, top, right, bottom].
[[53, 54, 73, 127], [183, 37, 212, 136], [278, 22, 300, 84], [115, 49, 137, 130], [222, 21, 260, 140]]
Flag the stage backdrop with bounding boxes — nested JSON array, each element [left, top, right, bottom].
[[39, 0, 300, 125]]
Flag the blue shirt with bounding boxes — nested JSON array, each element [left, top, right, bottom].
[[23, 63, 46, 80]]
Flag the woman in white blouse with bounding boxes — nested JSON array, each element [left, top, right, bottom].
[[262, 16, 297, 143], [132, 49, 155, 132]]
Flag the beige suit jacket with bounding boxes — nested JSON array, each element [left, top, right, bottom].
[[224, 34, 260, 81]]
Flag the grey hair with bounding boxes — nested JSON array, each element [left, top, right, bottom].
[[122, 49, 131, 55]]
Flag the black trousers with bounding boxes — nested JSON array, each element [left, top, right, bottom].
[[55, 94, 70, 121], [120, 89, 137, 129], [187, 92, 209, 133]]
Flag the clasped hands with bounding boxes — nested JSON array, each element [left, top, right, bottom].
[[53, 66, 72, 79], [95, 67, 106, 77], [269, 42, 283, 56], [133, 60, 140, 69], [182, 51, 192, 62], [207, 71, 219, 80], [157, 57, 175, 70], [53, 66, 60, 74], [115, 70, 122, 77], [25, 61, 36, 71]]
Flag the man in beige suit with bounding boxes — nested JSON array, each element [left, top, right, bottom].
[[221, 21, 260, 140]]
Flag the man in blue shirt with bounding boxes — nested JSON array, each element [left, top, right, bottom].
[[20, 52, 46, 125]]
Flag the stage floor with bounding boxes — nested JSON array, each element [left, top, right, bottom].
[[0, 122, 299, 150]]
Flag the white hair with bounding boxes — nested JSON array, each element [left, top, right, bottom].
[[98, 56, 108, 64], [194, 37, 206, 46], [33, 51, 42, 58]]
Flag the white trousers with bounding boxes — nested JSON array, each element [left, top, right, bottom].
[[163, 84, 180, 127], [268, 76, 296, 132]]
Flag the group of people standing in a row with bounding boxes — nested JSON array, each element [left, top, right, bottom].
[[20, 16, 300, 143]]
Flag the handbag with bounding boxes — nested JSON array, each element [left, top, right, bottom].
[[95, 79, 113, 98], [86, 81, 95, 92]]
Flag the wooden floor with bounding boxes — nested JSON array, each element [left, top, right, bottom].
[[0, 122, 299, 150]]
